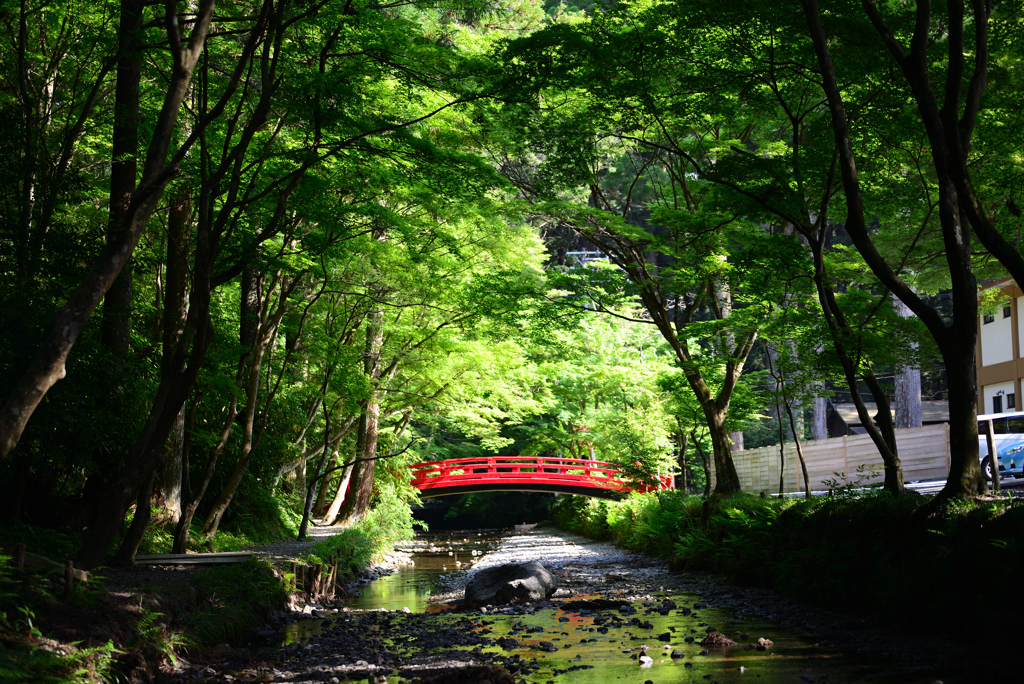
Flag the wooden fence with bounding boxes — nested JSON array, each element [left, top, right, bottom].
[[709, 423, 951, 494]]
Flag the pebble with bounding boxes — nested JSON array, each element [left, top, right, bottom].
[[177, 528, 1001, 684]]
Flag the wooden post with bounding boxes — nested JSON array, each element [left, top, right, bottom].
[[64, 561, 74, 599], [331, 561, 339, 597], [986, 419, 1000, 493], [14, 543, 26, 571], [944, 422, 951, 475], [290, 561, 299, 591], [313, 563, 323, 598]]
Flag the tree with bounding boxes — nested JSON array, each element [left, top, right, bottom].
[[494, 23, 839, 494], [798, 0, 1023, 497], [499, 0, 1024, 498], [0, 0, 218, 460]]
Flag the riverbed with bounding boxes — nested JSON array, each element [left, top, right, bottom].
[[177, 527, 1012, 684]]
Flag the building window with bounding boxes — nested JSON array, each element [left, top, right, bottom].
[[984, 312, 995, 324], [1010, 393, 1016, 410], [994, 395, 1004, 414], [1004, 305, 1012, 318]]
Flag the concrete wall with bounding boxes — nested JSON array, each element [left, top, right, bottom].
[[981, 301, 1013, 366], [983, 381, 1015, 415], [976, 280, 1024, 413]]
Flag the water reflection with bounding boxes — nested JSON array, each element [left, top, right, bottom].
[[346, 529, 504, 612], [278, 531, 948, 683]]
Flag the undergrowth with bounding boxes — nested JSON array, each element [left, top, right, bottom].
[[553, 490, 1024, 635], [185, 559, 288, 647], [0, 551, 288, 682], [0, 550, 120, 683], [139, 475, 302, 555], [302, 486, 420, 580]]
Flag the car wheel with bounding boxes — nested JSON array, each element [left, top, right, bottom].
[[982, 457, 995, 482]]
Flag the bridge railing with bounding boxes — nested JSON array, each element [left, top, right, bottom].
[[409, 456, 673, 493]]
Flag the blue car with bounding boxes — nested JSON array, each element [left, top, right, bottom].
[[977, 411, 1024, 481]]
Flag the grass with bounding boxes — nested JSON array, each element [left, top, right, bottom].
[[185, 559, 289, 648], [0, 550, 121, 683], [553, 489, 1024, 636], [302, 487, 420, 579], [0, 478, 414, 681], [0, 552, 290, 683], [138, 475, 303, 556]]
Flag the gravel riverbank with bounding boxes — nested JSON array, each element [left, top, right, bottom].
[[161, 526, 1014, 684]]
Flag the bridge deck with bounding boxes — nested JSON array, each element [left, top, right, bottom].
[[409, 456, 672, 498]]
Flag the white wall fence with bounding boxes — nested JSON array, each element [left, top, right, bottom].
[[709, 423, 951, 494]]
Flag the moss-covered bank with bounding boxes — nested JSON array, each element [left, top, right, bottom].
[[0, 492, 417, 683], [553, 491, 1024, 635], [0, 551, 289, 683]]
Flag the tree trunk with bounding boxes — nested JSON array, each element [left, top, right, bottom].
[[152, 411, 184, 522], [112, 470, 155, 566], [336, 307, 385, 526], [692, 430, 711, 498], [76, 179, 219, 570], [675, 428, 688, 492], [313, 462, 335, 518], [198, 300, 269, 539], [73, 3, 305, 567], [802, 0, 986, 498], [151, 193, 191, 521], [705, 406, 741, 496], [766, 342, 810, 497], [240, 264, 262, 353], [199, 271, 299, 539], [810, 386, 827, 440], [0, 0, 218, 460], [941, 326, 986, 497], [171, 393, 236, 554], [321, 455, 356, 526], [774, 380, 788, 496], [101, 265, 133, 356], [810, 237, 904, 495], [336, 406, 380, 525], [894, 299, 923, 429], [299, 404, 332, 539], [782, 393, 811, 498], [76, 277, 215, 570]]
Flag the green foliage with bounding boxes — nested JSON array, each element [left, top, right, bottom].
[[0, 525, 81, 567], [556, 490, 1024, 634], [820, 464, 884, 498], [0, 638, 120, 684], [124, 608, 192, 674], [184, 559, 288, 649], [0, 551, 121, 683], [303, 483, 419, 575], [213, 476, 303, 549]]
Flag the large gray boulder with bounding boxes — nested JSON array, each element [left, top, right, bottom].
[[463, 561, 558, 606]]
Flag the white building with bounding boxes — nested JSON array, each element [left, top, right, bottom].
[[977, 278, 1024, 414]]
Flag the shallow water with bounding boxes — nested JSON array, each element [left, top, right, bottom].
[[347, 530, 503, 612], [463, 592, 888, 684], [278, 530, 504, 644], [278, 531, 954, 684]]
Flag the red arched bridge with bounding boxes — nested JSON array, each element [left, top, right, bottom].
[[409, 456, 674, 499]]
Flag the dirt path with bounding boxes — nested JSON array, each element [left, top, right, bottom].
[[245, 524, 343, 563]]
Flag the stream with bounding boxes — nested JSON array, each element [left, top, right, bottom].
[[202, 529, 1005, 684], [348, 531, 502, 613]]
